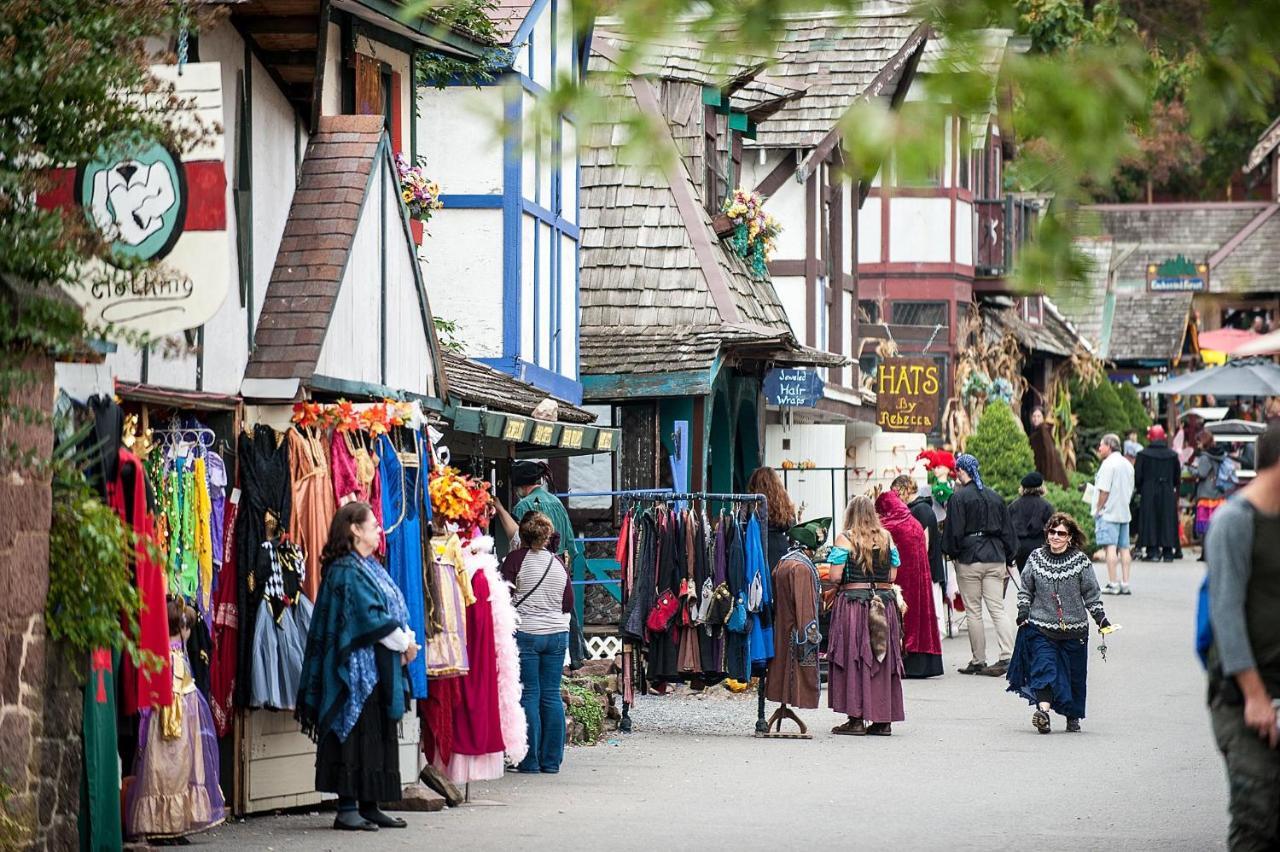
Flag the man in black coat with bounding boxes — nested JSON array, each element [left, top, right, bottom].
[[1135, 424, 1183, 561]]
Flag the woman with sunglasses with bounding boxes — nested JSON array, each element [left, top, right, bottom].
[[1006, 512, 1114, 734]]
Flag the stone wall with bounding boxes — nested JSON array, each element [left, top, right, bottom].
[[0, 354, 82, 850]]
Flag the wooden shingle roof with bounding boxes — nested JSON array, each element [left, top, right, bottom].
[[579, 53, 797, 378], [1109, 292, 1194, 363], [442, 353, 595, 423]]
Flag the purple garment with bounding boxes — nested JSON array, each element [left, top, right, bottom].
[[206, 452, 227, 569], [711, 523, 727, 670], [827, 594, 905, 724]]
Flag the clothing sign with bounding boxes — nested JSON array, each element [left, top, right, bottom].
[[36, 62, 228, 336], [876, 358, 941, 432], [1147, 255, 1207, 292], [763, 368, 824, 407]]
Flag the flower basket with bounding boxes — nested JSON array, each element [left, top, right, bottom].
[[719, 188, 781, 280], [394, 152, 443, 232]]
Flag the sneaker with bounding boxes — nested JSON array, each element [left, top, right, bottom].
[[1032, 709, 1051, 734], [1120, 584, 1132, 595], [1101, 583, 1122, 595], [1066, 718, 1081, 733]]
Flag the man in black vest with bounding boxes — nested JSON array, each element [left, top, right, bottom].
[[1205, 420, 1280, 850]]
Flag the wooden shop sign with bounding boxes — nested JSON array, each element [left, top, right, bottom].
[[876, 358, 941, 432]]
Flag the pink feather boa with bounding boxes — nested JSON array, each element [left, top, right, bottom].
[[462, 536, 528, 765]]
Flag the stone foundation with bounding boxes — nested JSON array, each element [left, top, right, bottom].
[[562, 658, 622, 745]]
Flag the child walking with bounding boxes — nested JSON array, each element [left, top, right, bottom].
[[125, 599, 226, 840]]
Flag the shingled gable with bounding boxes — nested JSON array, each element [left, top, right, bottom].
[[243, 115, 445, 401]]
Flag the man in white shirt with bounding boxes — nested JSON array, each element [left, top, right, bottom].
[[1094, 432, 1136, 595]]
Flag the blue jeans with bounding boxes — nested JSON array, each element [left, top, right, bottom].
[[516, 631, 568, 773]]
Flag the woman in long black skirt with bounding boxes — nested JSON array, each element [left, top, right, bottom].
[[296, 501, 418, 831]]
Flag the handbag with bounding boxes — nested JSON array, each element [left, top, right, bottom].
[[726, 591, 748, 634], [705, 581, 732, 627], [646, 589, 680, 633]]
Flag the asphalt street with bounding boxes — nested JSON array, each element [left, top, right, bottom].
[[197, 557, 1227, 851]]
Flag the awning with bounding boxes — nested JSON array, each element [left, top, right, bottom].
[[445, 406, 619, 458]]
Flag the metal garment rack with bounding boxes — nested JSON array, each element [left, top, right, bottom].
[[559, 488, 772, 735]]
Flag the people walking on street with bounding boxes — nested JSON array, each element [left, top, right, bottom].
[[1028, 406, 1070, 488], [941, 453, 1017, 677], [892, 475, 945, 587], [876, 488, 943, 678], [500, 510, 572, 774], [1009, 472, 1054, 573], [1194, 432, 1230, 558], [296, 502, 418, 832], [827, 495, 904, 736], [494, 459, 587, 667], [1007, 512, 1113, 734], [747, 465, 799, 570], [1094, 433, 1135, 595], [1135, 425, 1183, 562], [1204, 420, 1280, 851]]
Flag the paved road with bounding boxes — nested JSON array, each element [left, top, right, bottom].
[[198, 558, 1227, 851]]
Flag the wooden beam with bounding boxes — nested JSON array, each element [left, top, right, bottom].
[[260, 50, 317, 67], [310, 0, 330, 133], [233, 18, 311, 127], [751, 149, 797, 198], [240, 16, 317, 34]]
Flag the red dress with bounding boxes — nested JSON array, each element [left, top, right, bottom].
[[434, 568, 504, 783], [875, 491, 943, 678]]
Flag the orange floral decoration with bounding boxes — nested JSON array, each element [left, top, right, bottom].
[[429, 465, 492, 538]]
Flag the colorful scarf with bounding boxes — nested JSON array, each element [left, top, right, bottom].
[[956, 453, 985, 491]]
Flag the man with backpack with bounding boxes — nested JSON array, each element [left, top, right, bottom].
[[1204, 420, 1280, 850]]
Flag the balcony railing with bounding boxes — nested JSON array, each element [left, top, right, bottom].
[[975, 195, 1040, 279]]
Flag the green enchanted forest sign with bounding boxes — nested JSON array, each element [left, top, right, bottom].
[[1147, 255, 1208, 293]]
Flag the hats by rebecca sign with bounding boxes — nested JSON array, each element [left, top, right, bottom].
[[876, 358, 941, 432], [36, 63, 228, 337]]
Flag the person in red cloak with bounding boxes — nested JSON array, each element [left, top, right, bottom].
[[875, 489, 944, 678]]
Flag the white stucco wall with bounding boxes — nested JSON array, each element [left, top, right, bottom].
[[956, 198, 974, 266], [322, 22, 341, 116], [381, 168, 436, 398], [859, 197, 882, 263], [888, 197, 951, 263], [416, 86, 504, 194], [421, 208, 504, 357]]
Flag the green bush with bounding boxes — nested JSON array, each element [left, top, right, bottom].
[[1074, 378, 1129, 434], [965, 400, 1035, 501], [1045, 481, 1096, 552], [1115, 382, 1151, 435]]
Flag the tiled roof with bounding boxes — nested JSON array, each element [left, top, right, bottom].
[[578, 55, 796, 377], [980, 297, 1084, 359], [1212, 206, 1280, 294], [442, 353, 595, 423], [1108, 291, 1193, 363], [244, 115, 382, 382]]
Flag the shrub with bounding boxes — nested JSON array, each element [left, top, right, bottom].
[[965, 400, 1035, 501], [1115, 382, 1151, 435], [1074, 378, 1129, 434], [1045, 481, 1096, 553]]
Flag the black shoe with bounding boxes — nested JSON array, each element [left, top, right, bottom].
[[359, 808, 407, 829], [1162, 554, 1176, 563], [958, 661, 986, 675], [1032, 709, 1051, 734], [334, 811, 378, 832], [1066, 718, 1081, 733], [982, 659, 1010, 677]]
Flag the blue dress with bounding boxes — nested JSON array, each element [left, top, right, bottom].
[[377, 433, 428, 699]]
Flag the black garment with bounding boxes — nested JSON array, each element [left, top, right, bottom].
[[81, 395, 123, 499], [1135, 440, 1181, 554], [186, 618, 213, 698], [694, 515, 721, 678], [940, 482, 1017, 565], [724, 518, 750, 682], [647, 512, 682, 680], [315, 646, 403, 802], [1008, 493, 1055, 570], [234, 425, 293, 707], [907, 495, 945, 584], [765, 524, 789, 571], [904, 654, 945, 678]]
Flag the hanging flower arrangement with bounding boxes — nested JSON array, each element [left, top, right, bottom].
[[429, 465, 492, 540], [721, 188, 782, 281], [394, 153, 444, 223], [290, 399, 418, 433]]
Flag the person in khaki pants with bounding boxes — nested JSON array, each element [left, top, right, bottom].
[[941, 453, 1018, 676]]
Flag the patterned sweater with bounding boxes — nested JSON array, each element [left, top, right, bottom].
[[1017, 548, 1108, 636]]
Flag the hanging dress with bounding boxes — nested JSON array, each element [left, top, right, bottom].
[[233, 425, 292, 708], [744, 513, 775, 671], [249, 538, 313, 710], [288, 427, 336, 601], [377, 433, 428, 700], [331, 429, 384, 553], [210, 492, 239, 737], [724, 519, 751, 682], [647, 510, 682, 681]]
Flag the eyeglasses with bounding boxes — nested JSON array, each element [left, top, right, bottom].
[[1047, 529, 1071, 539]]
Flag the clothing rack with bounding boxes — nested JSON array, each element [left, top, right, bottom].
[[572, 489, 772, 736]]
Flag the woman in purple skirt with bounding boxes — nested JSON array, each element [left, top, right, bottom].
[[827, 495, 905, 736]]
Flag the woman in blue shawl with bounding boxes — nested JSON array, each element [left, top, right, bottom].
[[296, 502, 418, 832]]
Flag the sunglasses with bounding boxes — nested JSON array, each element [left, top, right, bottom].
[[1047, 529, 1071, 538]]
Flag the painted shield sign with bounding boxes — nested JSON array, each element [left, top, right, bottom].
[[37, 62, 228, 336], [876, 358, 941, 432]]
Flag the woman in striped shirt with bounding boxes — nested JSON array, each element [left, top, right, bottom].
[[499, 511, 574, 773]]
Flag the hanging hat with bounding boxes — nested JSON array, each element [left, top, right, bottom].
[[786, 517, 832, 550], [1148, 424, 1167, 442], [511, 459, 547, 487], [1021, 471, 1044, 489]]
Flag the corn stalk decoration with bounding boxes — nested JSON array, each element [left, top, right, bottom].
[[942, 305, 1030, 450], [1045, 345, 1107, 472]]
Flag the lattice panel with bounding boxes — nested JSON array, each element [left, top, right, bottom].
[[584, 635, 622, 660]]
